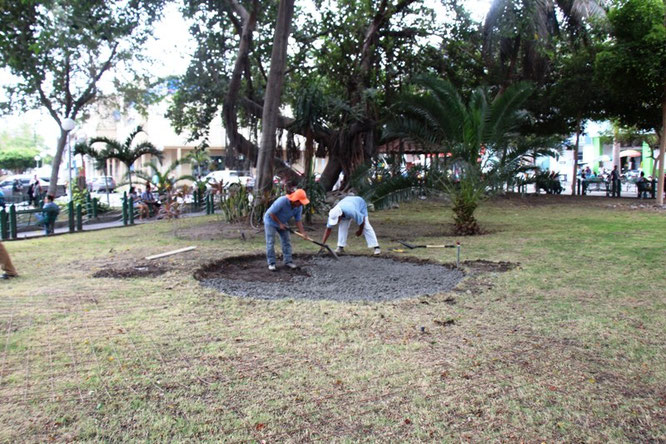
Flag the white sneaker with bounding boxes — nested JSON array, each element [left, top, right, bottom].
[[268, 264, 276, 271], [373, 247, 381, 255], [285, 262, 297, 269], [334, 246, 344, 254]]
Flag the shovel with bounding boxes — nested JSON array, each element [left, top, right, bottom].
[[398, 240, 458, 249], [289, 228, 339, 260]]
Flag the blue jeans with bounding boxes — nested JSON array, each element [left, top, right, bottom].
[[265, 224, 292, 265]]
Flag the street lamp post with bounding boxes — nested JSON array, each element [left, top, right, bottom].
[[62, 118, 76, 199]]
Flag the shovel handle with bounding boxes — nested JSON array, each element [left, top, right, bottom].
[[290, 228, 323, 246]]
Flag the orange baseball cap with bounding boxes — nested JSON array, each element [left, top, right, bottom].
[[287, 189, 310, 205]]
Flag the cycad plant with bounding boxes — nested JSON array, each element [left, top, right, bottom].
[[385, 76, 533, 234], [90, 126, 164, 191], [133, 160, 194, 198]]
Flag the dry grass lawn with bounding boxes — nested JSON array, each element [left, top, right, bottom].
[[0, 194, 664, 442]]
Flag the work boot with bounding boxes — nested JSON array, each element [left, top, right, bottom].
[[285, 262, 297, 269], [373, 247, 381, 256], [334, 246, 344, 254], [268, 264, 276, 271]]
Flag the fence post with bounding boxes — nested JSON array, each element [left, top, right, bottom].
[[92, 198, 98, 219], [0, 208, 7, 240], [129, 196, 135, 225], [9, 204, 17, 239], [68, 201, 75, 233], [206, 194, 211, 215], [86, 193, 92, 217], [76, 204, 83, 231], [122, 192, 128, 226]]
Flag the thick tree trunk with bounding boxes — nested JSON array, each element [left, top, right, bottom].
[[304, 130, 314, 176], [222, 1, 257, 161], [612, 128, 621, 172], [570, 121, 581, 195], [255, 0, 295, 195], [657, 87, 666, 206], [48, 129, 69, 196], [319, 156, 343, 191]]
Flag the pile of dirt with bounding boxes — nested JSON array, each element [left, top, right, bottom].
[[92, 263, 168, 279], [195, 254, 464, 302]]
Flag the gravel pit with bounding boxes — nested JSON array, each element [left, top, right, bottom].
[[194, 254, 464, 302]]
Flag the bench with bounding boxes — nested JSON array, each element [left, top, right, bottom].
[[636, 180, 654, 199]]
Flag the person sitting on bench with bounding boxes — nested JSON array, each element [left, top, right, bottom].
[[140, 183, 159, 217], [38, 194, 60, 235], [636, 172, 651, 199]]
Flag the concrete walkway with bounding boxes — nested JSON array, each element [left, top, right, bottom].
[[11, 209, 208, 240]]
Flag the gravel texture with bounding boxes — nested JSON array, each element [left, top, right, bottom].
[[199, 255, 464, 302]]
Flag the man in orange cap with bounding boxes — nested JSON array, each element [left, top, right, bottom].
[[263, 189, 311, 271]]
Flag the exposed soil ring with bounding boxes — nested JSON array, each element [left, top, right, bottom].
[[462, 259, 519, 273], [92, 263, 169, 279], [195, 254, 465, 302]]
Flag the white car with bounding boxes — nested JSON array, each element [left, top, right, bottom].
[[204, 170, 254, 189]]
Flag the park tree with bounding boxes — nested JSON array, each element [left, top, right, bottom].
[[483, 0, 608, 194], [254, 0, 296, 196], [169, 0, 463, 193], [385, 76, 533, 234], [596, 0, 666, 204], [0, 124, 48, 172], [482, 0, 606, 89], [550, 43, 607, 193], [0, 148, 40, 173], [0, 0, 164, 196]]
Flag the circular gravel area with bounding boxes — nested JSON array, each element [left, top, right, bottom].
[[195, 254, 464, 302]]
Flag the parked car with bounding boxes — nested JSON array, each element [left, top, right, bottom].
[[88, 176, 116, 193], [204, 170, 254, 189], [0, 175, 66, 201]]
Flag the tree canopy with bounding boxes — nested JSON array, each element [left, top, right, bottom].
[[0, 0, 165, 194]]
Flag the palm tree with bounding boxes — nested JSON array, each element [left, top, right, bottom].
[[73, 141, 114, 205], [184, 145, 211, 182], [482, 0, 606, 87], [385, 76, 533, 234], [89, 126, 163, 191]]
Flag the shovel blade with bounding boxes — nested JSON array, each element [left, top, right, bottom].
[[397, 240, 415, 249]]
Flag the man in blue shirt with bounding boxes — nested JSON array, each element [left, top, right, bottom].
[[263, 189, 310, 271], [321, 195, 380, 255]]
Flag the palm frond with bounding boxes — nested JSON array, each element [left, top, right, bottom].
[[485, 82, 533, 143]]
